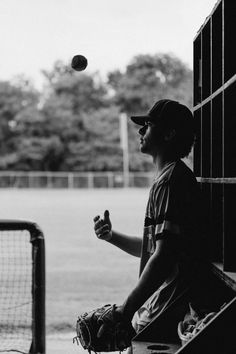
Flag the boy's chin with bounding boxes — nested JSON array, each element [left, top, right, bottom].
[[140, 144, 145, 152], [140, 145, 149, 154]]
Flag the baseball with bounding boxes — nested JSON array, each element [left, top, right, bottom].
[[71, 55, 88, 71]]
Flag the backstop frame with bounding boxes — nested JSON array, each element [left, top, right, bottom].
[[0, 220, 45, 354]]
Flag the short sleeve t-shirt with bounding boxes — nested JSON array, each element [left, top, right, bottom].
[[135, 159, 205, 328]]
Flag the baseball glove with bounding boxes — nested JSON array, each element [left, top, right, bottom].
[[73, 304, 136, 353]]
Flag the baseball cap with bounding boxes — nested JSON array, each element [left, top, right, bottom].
[[130, 99, 193, 126]]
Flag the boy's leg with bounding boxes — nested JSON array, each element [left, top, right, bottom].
[[126, 346, 133, 354], [128, 312, 148, 354]]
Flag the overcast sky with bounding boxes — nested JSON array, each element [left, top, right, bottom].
[[0, 0, 217, 88]]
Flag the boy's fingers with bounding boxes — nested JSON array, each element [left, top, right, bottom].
[[94, 219, 104, 229], [97, 225, 109, 235], [104, 210, 110, 221], [104, 210, 109, 217], [93, 215, 100, 222]]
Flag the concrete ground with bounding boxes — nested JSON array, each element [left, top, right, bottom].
[[47, 332, 121, 354], [47, 332, 83, 354]]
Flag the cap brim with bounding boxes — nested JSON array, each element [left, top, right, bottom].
[[130, 115, 148, 126]]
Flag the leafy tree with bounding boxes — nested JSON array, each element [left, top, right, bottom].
[[108, 53, 192, 113], [0, 54, 193, 172], [41, 61, 118, 171], [14, 136, 64, 171], [107, 53, 193, 171], [42, 60, 109, 113], [0, 79, 41, 169], [60, 106, 122, 171]]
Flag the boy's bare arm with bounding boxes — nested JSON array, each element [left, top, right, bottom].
[[108, 230, 142, 257], [119, 237, 179, 320]]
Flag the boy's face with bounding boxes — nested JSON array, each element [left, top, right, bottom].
[[138, 120, 165, 156]]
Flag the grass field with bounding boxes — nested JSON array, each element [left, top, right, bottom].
[[0, 188, 149, 342]]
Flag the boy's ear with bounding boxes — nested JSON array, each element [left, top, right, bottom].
[[164, 129, 176, 142]]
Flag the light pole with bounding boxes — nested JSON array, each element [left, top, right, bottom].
[[119, 113, 129, 188]]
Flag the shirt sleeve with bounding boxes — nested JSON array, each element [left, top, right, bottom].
[[153, 176, 198, 239]]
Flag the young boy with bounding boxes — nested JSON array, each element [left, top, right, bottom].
[[93, 99, 206, 344]]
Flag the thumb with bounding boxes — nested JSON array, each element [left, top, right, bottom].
[[104, 210, 110, 222]]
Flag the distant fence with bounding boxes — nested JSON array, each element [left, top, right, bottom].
[[0, 171, 154, 188]]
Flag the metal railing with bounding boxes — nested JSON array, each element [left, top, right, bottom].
[[0, 171, 154, 189]]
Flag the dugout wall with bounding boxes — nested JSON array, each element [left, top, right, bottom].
[[0, 221, 45, 354], [193, 0, 236, 273]]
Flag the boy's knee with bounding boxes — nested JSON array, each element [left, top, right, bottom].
[[126, 346, 133, 354]]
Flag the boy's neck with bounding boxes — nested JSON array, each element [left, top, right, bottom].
[[153, 154, 178, 175]]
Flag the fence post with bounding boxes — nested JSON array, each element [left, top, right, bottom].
[[47, 173, 53, 188], [129, 172, 134, 187], [88, 173, 94, 189], [120, 113, 129, 188], [29, 172, 34, 188], [68, 173, 74, 189], [107, 172, 114, 188]]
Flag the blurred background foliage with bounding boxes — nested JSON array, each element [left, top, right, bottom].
[[0, 53, 193, 171]]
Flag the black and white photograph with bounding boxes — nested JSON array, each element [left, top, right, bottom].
[[0, 1, 235, 353]]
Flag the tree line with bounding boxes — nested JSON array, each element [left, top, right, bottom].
[[0, 53, 193, 172]]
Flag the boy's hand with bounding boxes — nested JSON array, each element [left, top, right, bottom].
[[93, 210, 112, 241]]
